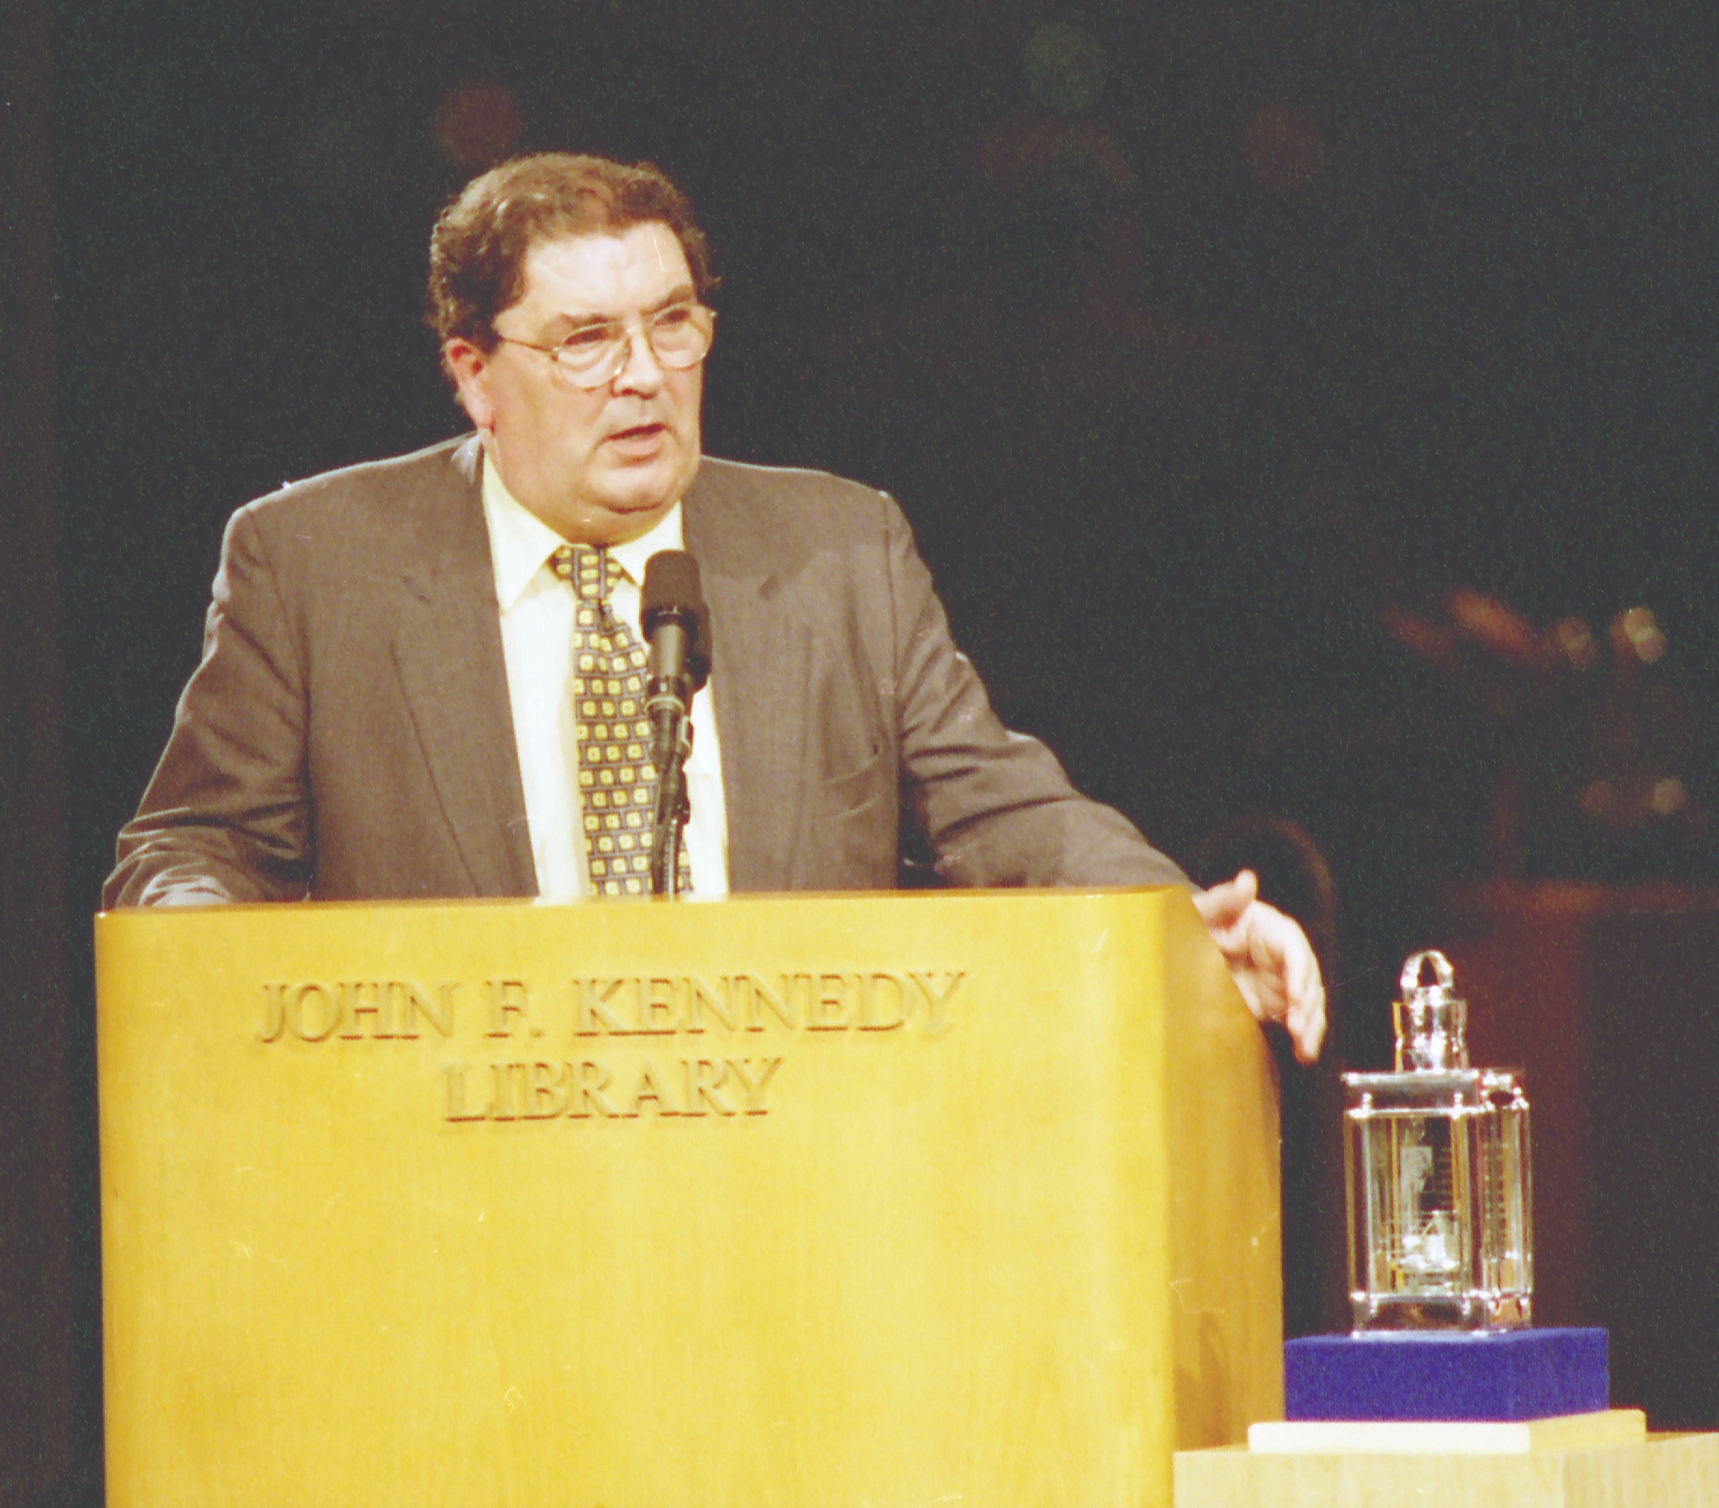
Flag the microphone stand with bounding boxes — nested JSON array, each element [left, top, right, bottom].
[[649, 713, 694, 898], [640, 551, 710, 900]]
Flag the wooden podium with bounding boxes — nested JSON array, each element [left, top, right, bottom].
[[96, 888, 1281, 1507]]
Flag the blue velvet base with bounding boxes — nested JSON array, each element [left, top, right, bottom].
[[1284, 1328, 1610, 1421]]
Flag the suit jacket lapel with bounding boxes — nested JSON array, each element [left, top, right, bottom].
[[685, 463, 809, 893], [390, 437, 537, 896]]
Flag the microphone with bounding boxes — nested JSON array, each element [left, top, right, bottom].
[[641, 550, 711, 767], [641, 551, 710, 897]]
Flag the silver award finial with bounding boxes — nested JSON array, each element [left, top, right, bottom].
[[1393, 949, 1468, 1072]]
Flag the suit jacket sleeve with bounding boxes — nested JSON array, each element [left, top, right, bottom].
[[104, 504, 313, 906], [882, 497, 1188, 889]]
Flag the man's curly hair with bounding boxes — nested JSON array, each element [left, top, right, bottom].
[[427, 153, 715, 353]]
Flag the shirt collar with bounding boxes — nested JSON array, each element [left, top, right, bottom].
[[480, 451, 685, 612]]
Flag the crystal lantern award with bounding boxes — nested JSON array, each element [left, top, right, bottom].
[[1343, 951, 1533, 1331]]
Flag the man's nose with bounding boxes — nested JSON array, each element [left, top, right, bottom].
[[611, 326, 665, 393]]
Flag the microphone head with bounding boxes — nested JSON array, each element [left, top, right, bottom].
[[641, 550, 712, 691], [642, 550, 703, 618]]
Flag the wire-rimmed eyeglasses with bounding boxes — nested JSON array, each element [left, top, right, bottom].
[[496, 301, 716, 389]]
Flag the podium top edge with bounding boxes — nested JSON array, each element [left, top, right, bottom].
[[94, 884, 1191, 922]]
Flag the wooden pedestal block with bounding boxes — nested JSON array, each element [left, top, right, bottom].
[[1174, 1432, 1719, 1507]]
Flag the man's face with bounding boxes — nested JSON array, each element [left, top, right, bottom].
[[445, 223, 704, 545]]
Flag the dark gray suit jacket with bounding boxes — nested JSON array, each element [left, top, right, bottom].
[[105, 436, 1185, 905]]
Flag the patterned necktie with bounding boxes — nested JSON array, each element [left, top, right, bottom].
[[552, 544, 690, 897]]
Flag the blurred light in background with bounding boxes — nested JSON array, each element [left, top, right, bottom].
[[1241, 101, 1325, 194], [1651, 777, 1688, 816], [1024, 23, 1107, 115], [1551, 617, 1600, 672], [435, 79, 523, 169], [1613, 606, 1668, 666]]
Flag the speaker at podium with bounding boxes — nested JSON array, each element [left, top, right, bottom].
[[97, 887, 1281, 1507]]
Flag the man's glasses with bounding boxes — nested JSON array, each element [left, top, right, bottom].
[[497, 302, 716, 389]]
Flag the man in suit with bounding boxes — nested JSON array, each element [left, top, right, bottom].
[[106, 153, 1325, 1063]]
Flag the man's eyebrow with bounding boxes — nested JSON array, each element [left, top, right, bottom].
[[537, 284, 698, 337]]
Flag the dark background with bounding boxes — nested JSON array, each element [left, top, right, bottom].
[[5, 0, 1719, 1499]]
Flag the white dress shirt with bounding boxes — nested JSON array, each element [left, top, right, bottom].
[[480, 458, 729, 899]]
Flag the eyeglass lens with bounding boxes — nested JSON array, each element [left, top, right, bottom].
[[558, 305, 712, 386]]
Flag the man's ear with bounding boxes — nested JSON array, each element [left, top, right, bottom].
[[443, 338, 495, 432]]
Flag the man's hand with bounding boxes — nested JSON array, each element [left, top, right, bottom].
[[1193, 869, 1327, 1064]]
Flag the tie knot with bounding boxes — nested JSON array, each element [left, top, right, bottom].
[[551, 544, 612, 603]]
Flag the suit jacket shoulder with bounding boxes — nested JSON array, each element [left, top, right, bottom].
[[235, 434, 484, 587], [682, 455, 1186, 892], [106, 433, 535, 905]]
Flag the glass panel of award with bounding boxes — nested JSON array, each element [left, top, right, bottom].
[[1343, 950, 1533, 1331]]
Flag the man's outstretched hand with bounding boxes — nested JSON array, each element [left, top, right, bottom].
[[1192, 869, 1327, 1065]]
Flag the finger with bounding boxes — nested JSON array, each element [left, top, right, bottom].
[[1193, 868, 1258, 929], [1191, 886, 1237, 927], [1282, 953, 1326, 1061], [1206, 914, 1249, 958], [1240, 901, 1290, 980], [1290, 986, 1328, 1064], [1236, 906, 1321, 1062], [1283, 925, 1316, 1006]]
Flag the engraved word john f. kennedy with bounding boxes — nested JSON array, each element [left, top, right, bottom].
[[254, 970, 968, 1123]]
